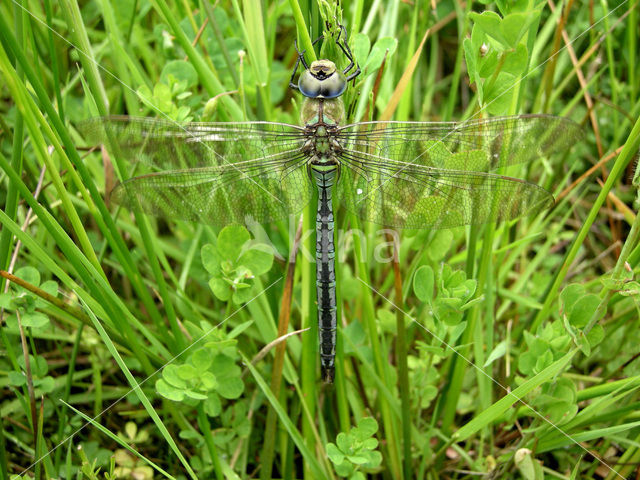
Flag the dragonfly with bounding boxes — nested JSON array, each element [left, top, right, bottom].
[[80, 26, 583, 383]]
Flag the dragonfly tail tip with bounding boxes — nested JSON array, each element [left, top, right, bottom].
[[321, 366, 335, 384]]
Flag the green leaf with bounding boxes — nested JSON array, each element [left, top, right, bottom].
[[449, 279, 475, 300], [586, 323, 604, 348], [434, 298, 463, 326], [218, 375, 244, 399], [15, 266, 40, 288], [483, 72, 517, 115], [336, 462, 354, 476], [500, 12, 533, 48], [201, 244, 221, 274], [484, 340, 507, 367], [444, 269, 466, 289], [35, 376, 55, 393], [39, 280, 59, 297], [177, 364, 198, 380], [217, 225, 250, 262], [368, 450, 383, 467], [470, 12, 506, 45], [326, 443, 345, 464], [175, 105, 191, 122], [35, 280, 59, 308], [238, 246, 273, 275], [560, 283, 585, 316], [227, 320, 253, 339], [461, 279, 477, 302], [343, 320, 368, 354], [364, 37, 397, 74], [19, 355, 49, 377], [362, 437, 378, 450], [347, 453, 370, 465], [21, 312, 49, 328], [462, 37, 478, 84], [160, 60, 198, 89], [8, 371, 26, 386], [200, 371, 217, 390], [0, 292, 12, 309], [518, 351, 536, 375], [190, 348, 213, 371], [209, 277, 231, 301], [183, 390, 207, 400], [478, 50, 500, 78], [514, 448, 544, 480], [156, 379, 185, 401], [357, 417, 378, 437], [232, 285, 254, 304], [204, 394, 221, 416], [568, 294, 600, 328], [449, 321, 467, 343], [341, 269, 360, 300], [501, 43, 528, 76], [576, 331, 590, 355], [534, 378, 578, 424], [428, 230, 453, 261], [376, 309, 395, 334], [351, 33, 370, 72], [212, 355, 244, 398], [163, 364, 187, 388], [413, 265, 434, 303], [336, 432, 350, 452], [534, 350, 553, 373]]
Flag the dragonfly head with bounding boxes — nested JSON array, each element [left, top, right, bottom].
[[298, 60, 347, 99]]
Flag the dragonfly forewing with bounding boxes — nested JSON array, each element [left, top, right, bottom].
[[80, 116, 307, 169], [332, 114, 582, 229], [337, 114, 584, 171], [79, 117, 314, 226]]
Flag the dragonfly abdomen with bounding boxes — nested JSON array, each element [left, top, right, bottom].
[[312, 165, 338, 383]]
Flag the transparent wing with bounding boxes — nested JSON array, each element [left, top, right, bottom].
[[79, 117, 313, 226], [337, 114, 583, 171], [336, 149, 554, 229]]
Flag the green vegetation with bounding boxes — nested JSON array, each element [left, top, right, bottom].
[[1, 0, 639, 478]]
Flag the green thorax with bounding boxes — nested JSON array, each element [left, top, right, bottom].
[[300, 97, 345, 127]]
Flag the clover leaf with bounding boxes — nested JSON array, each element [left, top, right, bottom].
[[202, 225, 274, 304]]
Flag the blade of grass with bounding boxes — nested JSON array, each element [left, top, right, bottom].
[[390, 233, 411, 480], [77, 298, 197, 478], [260, 217, 302, 480], [243, 353, 329, 479], [531, 106, 640, 330], [61, 401, 178, 479], [0, 155, 166, 369], [150, 0, 242, 120], [538, 420, 640, 453], [0, 10, 169, 348], [378, 26, 430, 122], [453, 349, 577, 442], [288, 0, 316, 60], [351, 219, 402, 478]]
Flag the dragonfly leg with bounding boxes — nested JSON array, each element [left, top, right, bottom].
[[289, 39, 311, 90], [288, 51, 302, 91], [335, 24, 361, 81]]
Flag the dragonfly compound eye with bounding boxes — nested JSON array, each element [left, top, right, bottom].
[[298, 60, 347, 99]]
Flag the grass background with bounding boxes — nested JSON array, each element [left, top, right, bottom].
[[1, 0, 640, 478]]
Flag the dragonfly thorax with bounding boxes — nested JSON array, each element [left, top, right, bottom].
[[302, 123, 342, 161]]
